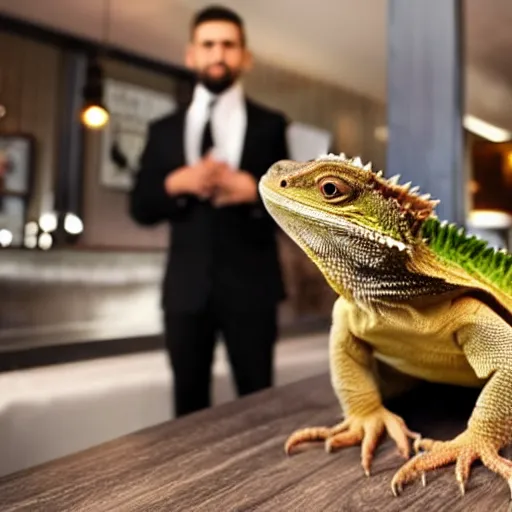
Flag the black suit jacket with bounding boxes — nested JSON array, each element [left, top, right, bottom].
[[129, 98, 289, 314]]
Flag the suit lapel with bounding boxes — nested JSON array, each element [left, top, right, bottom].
[[160, 109, 186, 169]]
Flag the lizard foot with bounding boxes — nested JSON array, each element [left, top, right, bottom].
[[391, 430, 510, 497], [285, 407, 420, 476]]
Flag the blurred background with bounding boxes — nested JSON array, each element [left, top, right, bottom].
[[0, 0, 511, 478]]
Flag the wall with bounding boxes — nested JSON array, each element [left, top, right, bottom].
[[0, 31, 61, 220], [0, 29, 386, 351], [245, 58, 387, 170]]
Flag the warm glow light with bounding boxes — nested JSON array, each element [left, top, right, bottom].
[[374, 116, 512, 143], [468, 210, 512, 229], [463, 115, 512, 142], [38, 232, 53, 250], [81, 105, 109, 129], [39, 212, 58, 232], [374, 126, 389, 142], [504, 152, 512, 187], [0, 229, 13, 247], [24, 235, 37, 249], [64, 213, 84, 235], [468, 180, 480, 194], [25, 221, 39, 236]]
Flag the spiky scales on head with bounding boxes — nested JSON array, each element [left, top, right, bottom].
[[258, 153, 451, 301], [262, 152, 440, 249], [258, 152, 512, 306], [315, 153, 442, 242], [259, 152, 439, 253]]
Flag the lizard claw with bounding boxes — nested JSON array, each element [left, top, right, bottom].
[[285, 407, 420, 477], [392, 469, 427, 495], [391, 429, 511, 497], [391, 480, 403, 497]]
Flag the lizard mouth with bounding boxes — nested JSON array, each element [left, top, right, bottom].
[[259, 182, 410, 253]]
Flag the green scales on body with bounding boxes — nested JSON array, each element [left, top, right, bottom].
[[258, 152, 512, 498]]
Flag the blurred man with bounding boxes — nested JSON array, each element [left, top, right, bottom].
[[130, 5, 289, 417]]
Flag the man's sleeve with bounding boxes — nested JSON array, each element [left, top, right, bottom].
[[129, 122, 190, 225]]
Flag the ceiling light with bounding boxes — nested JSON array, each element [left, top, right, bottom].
[[81, 57, 109, 129], [25, 221, 39, 237], [64, 213, 84, 235], [467, 210, 512, 229], [375, 116, 512, 144], [81, 105, 109, 129], [463, 115, 512, 143], [39, 212, 58, 232], [0, 228, 13, 247], [38, 232, 53, 251], [24, 235, 38, 249]]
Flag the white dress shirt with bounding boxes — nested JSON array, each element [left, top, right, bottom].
[[184, 81, 247, 170]]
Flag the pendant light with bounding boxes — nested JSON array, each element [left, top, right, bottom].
[[81, 0, 111, 129]]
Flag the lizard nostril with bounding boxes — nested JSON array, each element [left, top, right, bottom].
[[280, 179, 288, 188]]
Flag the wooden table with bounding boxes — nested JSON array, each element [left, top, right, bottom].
[[0, 373, 510, 511]]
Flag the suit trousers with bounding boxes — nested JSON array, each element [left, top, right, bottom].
[[164, 299, 278, 417]]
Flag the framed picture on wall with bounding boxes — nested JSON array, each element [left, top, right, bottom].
[[99, 79, 178, 191], [0, 134, 34, 196], [0, 133, 34, 248]]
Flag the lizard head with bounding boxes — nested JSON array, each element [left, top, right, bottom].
[[258, 153, 440, 297]]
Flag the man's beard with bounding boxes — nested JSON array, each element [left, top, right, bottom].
[[197, 63, 239, 94]]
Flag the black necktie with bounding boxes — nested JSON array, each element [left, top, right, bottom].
[[200, 99, 216, 156]]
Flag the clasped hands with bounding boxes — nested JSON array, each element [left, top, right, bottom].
[[164, 152, 258, 207]]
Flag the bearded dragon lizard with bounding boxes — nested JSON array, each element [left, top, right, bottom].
[[258, 153, 512, 497]]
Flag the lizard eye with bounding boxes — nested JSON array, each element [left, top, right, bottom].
[[318, 177, 351, 202]]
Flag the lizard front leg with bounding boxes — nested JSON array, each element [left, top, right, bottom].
[[285, 297, 420, 475], [391, 298, 512, 497]]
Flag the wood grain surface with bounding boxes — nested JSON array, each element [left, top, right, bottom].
[[0, 373, 510, 511]]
